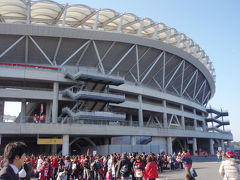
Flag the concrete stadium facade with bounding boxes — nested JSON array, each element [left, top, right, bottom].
[[0, 0, 232, 155]]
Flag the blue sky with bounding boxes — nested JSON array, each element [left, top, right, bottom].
[[5, 0, 240, 140]]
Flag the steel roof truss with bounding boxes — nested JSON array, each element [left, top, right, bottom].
[[0, 35, 25, 59], [153, 78, 162, 91], [100, 14, 120, 27], [180, 60, 185, 94], [141, 51, 164, 83], [201, 81, 207, 104], [194, 80, 206, 100], [164, 60, 184, 90], [171, 85, 180, 95], [130, 71, 138, 83], [193, 70, 199, 99], [108, 44, 135, 75], [29, 35, 55, 65], [100, 41, 116, 63], [25, 36, 28, 64], [202, 91, 210, 105], [181, 70, 197, 96], [60, 40, 91, 67], [136, 45, 140, 83], [76, 41, 91, 66], [92, 40, 105, 74], [53, 37, 62, 65]]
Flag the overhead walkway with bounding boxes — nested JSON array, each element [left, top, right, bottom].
[[65, 71, 125, 85], [62, 107, 126, 121], [62, 88, 125, 103]]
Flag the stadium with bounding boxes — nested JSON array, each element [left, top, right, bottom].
[[0, 0, 233, 155]]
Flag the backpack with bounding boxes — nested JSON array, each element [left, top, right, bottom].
[[190, 168, 198, 177]]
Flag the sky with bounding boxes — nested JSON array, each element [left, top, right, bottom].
[[4, 0, 240, 140]]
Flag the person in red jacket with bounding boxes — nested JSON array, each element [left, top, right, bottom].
[[51, 155, 58, 180], [144, 155, 158, 180], [39, 162, 48, 180]]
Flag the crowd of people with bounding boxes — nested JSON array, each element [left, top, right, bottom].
[[0, 141, 196, 180]]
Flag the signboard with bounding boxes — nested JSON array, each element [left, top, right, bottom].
[[37, 138, 63, 145]]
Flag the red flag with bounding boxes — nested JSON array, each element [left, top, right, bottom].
[[40, 104, 44, 115]]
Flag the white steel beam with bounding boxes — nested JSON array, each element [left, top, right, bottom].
[[121, 19, 139, 29], [117, 15, 124, 32], [92, 40, 105, 74], [201, 81, 207, 103], [168, 114, 174, 127], [202, 91, 210, 105], [93, 11, 99, 30], [75, 11, 98, 27], [101, 15, 120, 27], [152, 24, 160, 39], [61, 40, 91, 67], [29, 36, 53, 65], [108, 44, 135, 74], [26, 0, 31, 24], [153, 78, 162, 91], [0, 35, 25, 59], [130, 71, 138, 83], [181, 70, 197, 96], [162, 52, 166, 90], [193, 70, 199, 98], [53, 37, 62, 65], [194, 80, 206, 100], [136, 45, 140, 82], [180, 60, 185, 94], [101, 41, 116, 62], [164, 60, 184, 89], [141, 51, 164, 83], [171, 85, 180, 95], [25, 36, 29, 64], [61, 4, 68, 26], [76, 41, 91, 66]]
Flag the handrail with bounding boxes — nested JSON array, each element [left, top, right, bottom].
[[0, 62, 60, 71]]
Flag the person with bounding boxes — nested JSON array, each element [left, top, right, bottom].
[[116, 153, 131, 180], [181, 150, 192, 178], [219, 151, 240, 180], [57, 167, 68, 180], [133, 155, 144, 180], [0, 141, 27, 180], [144, 155, 158, 180], [185, 174, 195, 180]]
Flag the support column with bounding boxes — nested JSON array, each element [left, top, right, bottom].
[[193, 109, 197, 130], [180, 105, 185, 130], [51, 144, 57, 155], [167, 137, 172, 154], [46, 103, 52, 123], [221, 140, 225, 152], [131, 136, 136, 145], [202, 112, 207, 131], [163, 100, 168, 128], [0, 135, 2, 145], [20, 99, 26, 123], [62, 135, 69, 156], [193, 137, 198, 155], [52, 82, 59, 123], [210, 138, 214, 155], [129, 114, 133, 126], [0, 101, 4, 122], [138, 95, 143, 127]]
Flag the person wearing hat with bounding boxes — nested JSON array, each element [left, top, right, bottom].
[[219, 151, 240, 180], [0, 141, 27, 180]]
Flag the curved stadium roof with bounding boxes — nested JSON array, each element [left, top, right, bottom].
[[0, 0, 215, 81]]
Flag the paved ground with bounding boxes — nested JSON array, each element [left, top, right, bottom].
[[31, 161, 222, 180], [156, 161, 222, 180]]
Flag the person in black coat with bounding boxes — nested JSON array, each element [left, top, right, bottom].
[[0, 141, 27, 180]]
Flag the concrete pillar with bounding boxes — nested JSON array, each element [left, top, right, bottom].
[[46, 103, 52, 123], [202, 112, 207, 131], [167, 137, 173, 154], [131, 136, 136, 145], [221, 140, 225, 152], [163, 100, 168, 128], [180, 105, 185, 130], [0, 135, 2, 144], [51, 144, 57, 155], [52, 82, 59, 123], [20, 99, 26, 123], [210, 138, 214, 155], [62, 135, 69, 156], [0, 101, 4, 122], [193, 109, 197, 130], [138, 95, 143, 127], [193, 137, 198, 155], [129, 114, 133, 126], [104, 138, 109, 145]]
